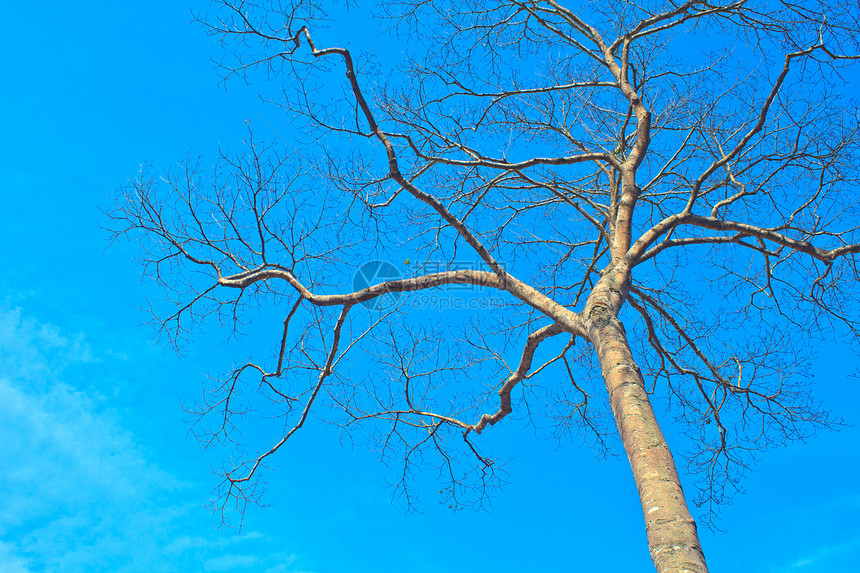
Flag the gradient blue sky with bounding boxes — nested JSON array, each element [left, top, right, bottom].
[[1, 2, 859, 572]]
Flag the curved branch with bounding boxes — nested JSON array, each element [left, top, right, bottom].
[[469, 322, 565, 434]]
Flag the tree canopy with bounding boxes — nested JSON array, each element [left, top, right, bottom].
[[111, 1, 860, 571]]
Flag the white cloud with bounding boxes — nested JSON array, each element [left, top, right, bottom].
[[0, 306, 306, 573], [783, 534, 860, 571], [770, 494, 860, 572], [0, 540, 31, 573], [205, 554, 260, 571]]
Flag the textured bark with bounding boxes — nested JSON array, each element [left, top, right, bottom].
[[588, 305, 708, 573]]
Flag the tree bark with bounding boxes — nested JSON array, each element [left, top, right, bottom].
[[587, 305, 708, 573]]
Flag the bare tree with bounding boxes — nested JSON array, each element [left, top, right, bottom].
[[110, 1, 860, 571]]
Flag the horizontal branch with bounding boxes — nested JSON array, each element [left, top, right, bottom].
[[218, 267, 503, 303], [217, 264, 588, 335], [685, 214, 860, 263]]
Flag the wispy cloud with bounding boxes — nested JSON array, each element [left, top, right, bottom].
[[770, 494, 860, 572], [0, 306, 307, 572], [205, 554, 262, 571], [784, 534, 860, 571]]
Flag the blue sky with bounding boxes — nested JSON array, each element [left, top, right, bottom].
[[1, 2, 859, 572]]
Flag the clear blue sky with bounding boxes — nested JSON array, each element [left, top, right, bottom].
[[1, 2, 858, 572]]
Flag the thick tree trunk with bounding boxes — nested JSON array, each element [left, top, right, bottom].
[[587, 305, 708, 573]]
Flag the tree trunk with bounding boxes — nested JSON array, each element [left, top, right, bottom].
[[587, 305, 708, 573]]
